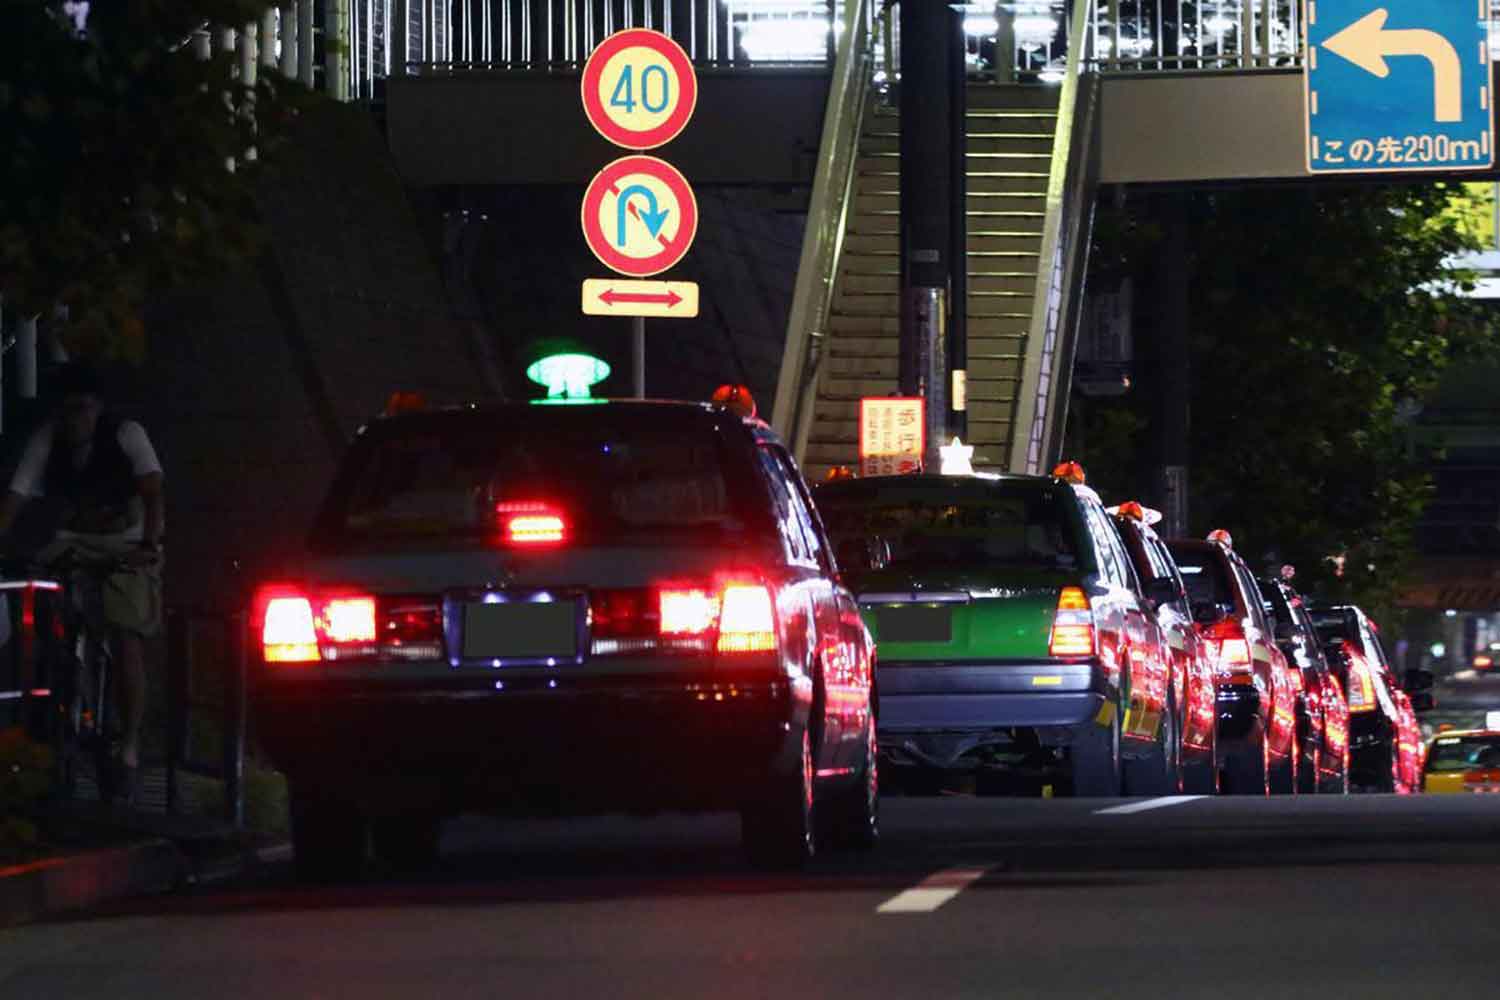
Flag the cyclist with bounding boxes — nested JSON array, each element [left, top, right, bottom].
[[0, 362, 164, 786]]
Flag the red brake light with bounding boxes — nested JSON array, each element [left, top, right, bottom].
[[1345, 645, 1377, 712], [1049, 586, 1095, 657], [660, 587, 719, 635], [261, 592, 319, 663], [321, 597, 377, 644], [1203, 618, 1252, 673], [498, 501, 566, 545], [717, 583, 776, 653]]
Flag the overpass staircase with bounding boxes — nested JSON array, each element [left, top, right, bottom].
[[773, 1, 1101, 479]]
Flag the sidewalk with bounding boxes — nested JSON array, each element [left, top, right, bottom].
[[0, 799, 285, 928]]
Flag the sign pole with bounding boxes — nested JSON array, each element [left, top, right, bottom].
[[632, 316, 646, 398]]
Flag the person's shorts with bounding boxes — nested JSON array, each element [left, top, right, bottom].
[[38, 536, 163, 638]]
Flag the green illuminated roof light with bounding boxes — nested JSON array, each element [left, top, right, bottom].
[[527, 352, 610, 403]]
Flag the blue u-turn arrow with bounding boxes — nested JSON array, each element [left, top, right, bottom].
[[616, 184, 670, 246]]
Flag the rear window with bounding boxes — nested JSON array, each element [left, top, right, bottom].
[[314, 413, 755, 548], [1426, 735, 1500, 773], [1168, 544, 1236, 610], [814, 479, 1082, 573]]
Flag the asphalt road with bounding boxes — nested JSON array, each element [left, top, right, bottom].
[[5, 793, 1500, 999]]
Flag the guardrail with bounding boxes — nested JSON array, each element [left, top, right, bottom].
[[1085, 0, 1303, 74]]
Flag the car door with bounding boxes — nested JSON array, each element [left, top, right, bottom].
[[1235, 563, 1293, 757], [760, 443, 850, 770], [1081, 499, 1157, 740], [1152, 536, 1216, 755]]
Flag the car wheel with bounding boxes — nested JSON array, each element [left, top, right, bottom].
[[1123, 693, 1181, 796], [1269, 746, 1296, 795], [1297, 733, 1320, 796], [819, 716, 879, 852], [1070, 702, 1122, 797], [1368, 744, 1398, 794], [371, 812, 444, 872], [1182, 720, 1219, 795], [290, 784, 368, 882], [1320, 754, 1350, 795], [742, 727, 816, 869], [1224, 736, 1269, 796]]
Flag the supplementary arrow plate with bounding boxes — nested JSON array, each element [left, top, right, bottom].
[[582, 278, 700, 318]]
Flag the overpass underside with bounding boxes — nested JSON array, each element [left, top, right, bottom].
[[363, 0, 1499, 473]]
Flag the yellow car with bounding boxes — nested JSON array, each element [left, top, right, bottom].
[[1422, 730, 1500, 794]]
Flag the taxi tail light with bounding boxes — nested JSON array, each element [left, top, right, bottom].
[[593, 577, 779, 655], [253, 586, 442, 663], [1464, 769, 1500, 791], [1049, 586, 1095, 657], [497, 501, 567, 546], [1203, 618, 1253, 676], [716, 583, 777, 653], [1344, 645, 1377, 713]]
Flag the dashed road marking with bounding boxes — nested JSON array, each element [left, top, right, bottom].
[[876, 867, 990, 914], [1093, 795, 1205, 816]]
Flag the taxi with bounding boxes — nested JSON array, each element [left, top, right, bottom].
[[1422, 730, 1500, 793], [252, 394, 877, 877], [1109, 503, 1219, 793], [813, 461, 1173, 797]]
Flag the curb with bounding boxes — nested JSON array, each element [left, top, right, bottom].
[[0, 838, 187, 928]]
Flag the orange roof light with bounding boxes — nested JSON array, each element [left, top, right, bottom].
[[1052, 461, 1087, 485], [1207, 529, 1234, 548], [711, 384, 757, 420], [825, 465, 855, 481], [1117, 501, 1146, 521]]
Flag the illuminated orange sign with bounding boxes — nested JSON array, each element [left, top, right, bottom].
[[859, 397, 925, 477]]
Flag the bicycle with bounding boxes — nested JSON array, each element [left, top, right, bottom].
[[12, 548, 139, 805]]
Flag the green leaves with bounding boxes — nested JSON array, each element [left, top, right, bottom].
[[0, 0, 315, 357]]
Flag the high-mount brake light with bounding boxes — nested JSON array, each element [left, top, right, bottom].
[[1049, 586, 1095, 657], [497, 501, 567, 546], [1051, 461, 1087, 485], [1206, 529, 1234, 548]]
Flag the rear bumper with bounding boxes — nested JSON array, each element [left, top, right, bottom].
[[252, 671, 808, 815], [873, 659, 1111, 770]]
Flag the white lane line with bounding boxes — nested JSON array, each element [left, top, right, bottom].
[[1093, 795, 1205, 816], [876, 866, 990, 914]]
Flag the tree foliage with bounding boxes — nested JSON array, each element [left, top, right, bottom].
[[0, 1, 311, 357], [1080, 184, 1498, 623]]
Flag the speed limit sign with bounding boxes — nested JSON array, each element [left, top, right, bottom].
[[580, 29, 698, 150]]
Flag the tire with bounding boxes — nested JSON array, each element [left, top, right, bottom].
[[742, 727, 816, 869], [1123, 694, 1182, 796], [1070, 703, 1122, 797], [1368, 745, 1398, 794], [371, 813, 443, 872], [1269, 747, 1296, 795], [1320, 756, 1350, 795], [1296, 716, 1319, 795], [818, 717, 879, 852], [1224, 736, 1269, 796], [291, 785, 368, 882]]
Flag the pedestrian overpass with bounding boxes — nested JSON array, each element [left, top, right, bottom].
[[249, 0, 1494, 476]]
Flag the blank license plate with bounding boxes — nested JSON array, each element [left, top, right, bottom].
[[462, 601, 578, 660], [876, 606, 952, 643]]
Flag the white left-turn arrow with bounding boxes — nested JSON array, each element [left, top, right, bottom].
[[1322, 8, 1463, 123]]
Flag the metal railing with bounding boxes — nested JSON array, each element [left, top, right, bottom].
[[770, 0, 874, 445], [1086, 0, 1302, 73], [1010, 0, 1099, 473]]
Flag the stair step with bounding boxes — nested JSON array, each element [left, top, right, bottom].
[[842, 233, 1044, 256], [811, 394, 1018, 426], [852, 192, 1047, 214], [860, 134, 1055, 154], [965, 84, 1062, 111], [846, 213, 1043, 239]]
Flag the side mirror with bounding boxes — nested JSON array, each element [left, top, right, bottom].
[[1409, 691, 1436, 712], [1145, 577, 1179, 608], [1403, 668, 1435, 693]]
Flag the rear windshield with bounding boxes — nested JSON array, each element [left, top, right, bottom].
[[1426, 735, 1500, 772], [1168, 545, 1236, 610], [314, 413, 754, 548], [814, 480, 1081, 572]]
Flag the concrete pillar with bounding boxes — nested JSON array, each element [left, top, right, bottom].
[[240, 22, 258, 85], [298, 0, 315, 86], [326, 0, 349, 99], [280, 3, 299, 78], [261, 8, 278, 69], [16, 315, 38, 400]]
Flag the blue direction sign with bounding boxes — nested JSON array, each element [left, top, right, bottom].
[[1306, 1, 1494, 174]]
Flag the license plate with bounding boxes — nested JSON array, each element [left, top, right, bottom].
[[462, 600, 578, 660], [876, 605, 952, 643]]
